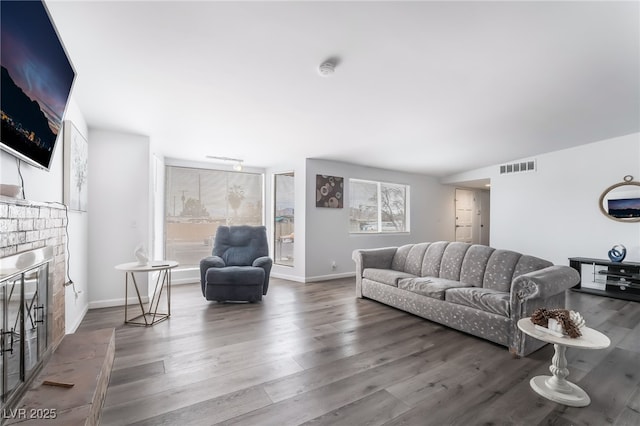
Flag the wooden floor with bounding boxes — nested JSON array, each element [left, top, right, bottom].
[[77, 277, 640, 426]]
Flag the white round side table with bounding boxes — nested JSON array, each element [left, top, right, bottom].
[[517, 317, 610, 407], [115, 261, 178, 326]]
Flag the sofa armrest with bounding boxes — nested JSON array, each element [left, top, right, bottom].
[[352, 247, 398, 298], [509, 265, 580, 356], [511, 265, 580, 303]]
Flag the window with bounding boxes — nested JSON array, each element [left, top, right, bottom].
[[274, 172, 295, 266], [349, 179, 409, 233], [165, 165, 263, 269]]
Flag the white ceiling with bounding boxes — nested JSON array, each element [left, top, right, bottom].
[[46, 0, 640, 177]]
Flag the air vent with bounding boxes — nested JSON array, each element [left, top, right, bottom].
[[499, 159, 536, 175]]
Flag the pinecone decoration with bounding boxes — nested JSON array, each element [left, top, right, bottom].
[[529, 308, 582, 338], [531, 308, 550, 327]]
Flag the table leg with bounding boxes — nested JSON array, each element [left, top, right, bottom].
[[529, 343, 590, 407], [126, 272, 150, 325]]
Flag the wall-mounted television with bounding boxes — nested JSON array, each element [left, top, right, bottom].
[[0, 0, 76, 171], [608, 198, 640, 219]]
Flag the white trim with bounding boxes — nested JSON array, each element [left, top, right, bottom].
[[88, 296, 149, 309], [304, 271, 356, 283], [271, 271, 306, 283], [65, 304, 88, 334], [171, 277, 199, 286]]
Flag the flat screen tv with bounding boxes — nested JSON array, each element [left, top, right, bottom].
[[608, 198, 640, 219], [0, 0, 76, 171]]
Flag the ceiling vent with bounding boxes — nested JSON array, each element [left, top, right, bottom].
[[499, 159, 536, 175]]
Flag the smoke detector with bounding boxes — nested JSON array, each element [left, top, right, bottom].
[[318, 60, 336, 76]]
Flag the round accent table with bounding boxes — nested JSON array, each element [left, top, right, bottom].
[[115, 261, 179, 326], [517, 318, 610, 407]]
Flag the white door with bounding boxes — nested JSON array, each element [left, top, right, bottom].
[[455, 189, 474, 243]]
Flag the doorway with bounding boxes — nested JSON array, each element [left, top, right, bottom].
[[455, 188, 490, 245]]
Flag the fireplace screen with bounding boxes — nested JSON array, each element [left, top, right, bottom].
[[0, 248, 51, 408]]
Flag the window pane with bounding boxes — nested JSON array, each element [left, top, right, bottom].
[[165, 166, 263, 269], [274, 173, 294, 266], [380, 183, 407, 232], [349, 180, 379, 232]]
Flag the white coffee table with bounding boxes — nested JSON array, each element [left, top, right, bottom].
[[517, 317, 610, 407], [115, 261, 178, 326]]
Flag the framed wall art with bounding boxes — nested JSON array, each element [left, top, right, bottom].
[[316, 174, 343, 208], [63, 120, 88, 211]]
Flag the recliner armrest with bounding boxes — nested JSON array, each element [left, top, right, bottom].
[[200, 256, 226, 296], [201, 256, 226, 270], [253, 256, 273, 269], [253, 256, 273, 295]]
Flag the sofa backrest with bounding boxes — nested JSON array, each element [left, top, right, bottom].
[[389, 241, 553, 293], [391, 244, 413, 272], [420, 241, 449, 277], [459, 245, 495, 286], [439, 242, 471, 280], [482, 250, 522, 292], [514, 255, 553, 278], [404, 243, 430, 276]]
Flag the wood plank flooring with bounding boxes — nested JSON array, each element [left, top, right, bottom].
[[76, 277, 640, 425]]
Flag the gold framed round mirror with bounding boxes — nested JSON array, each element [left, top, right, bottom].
[[599, 175, 640, 223]]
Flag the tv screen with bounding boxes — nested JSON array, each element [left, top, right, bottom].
[[608, 198, 640, 219], [0, 0, 76, 171]]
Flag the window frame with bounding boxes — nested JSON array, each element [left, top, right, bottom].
[[349, 178, 410, 234], [163, 163, 265, 270]]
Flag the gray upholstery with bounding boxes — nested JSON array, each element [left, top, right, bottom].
[[362, 268, 415, 287], [439, 242, 471, 280], [482, 249, 522, 292], [459, 245, 495, 286], [353, 241, 580, 356], [398, 277, 471, 300], [446, 287, 510, 317], [420, 241, 449, 277], [200, 225, 272, 302], [391, 244, 413, 272]]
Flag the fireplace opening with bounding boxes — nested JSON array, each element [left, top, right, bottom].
[[0, 246, 52, 413]]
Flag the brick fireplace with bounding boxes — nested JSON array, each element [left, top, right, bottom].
[[0, 198, 67, 352]]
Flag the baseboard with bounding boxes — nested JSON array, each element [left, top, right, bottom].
[[88, 296, 150, 309], [66, 303, 89, 334], [304, 272, 356, 283], [271, 271, 306, 283], [171, 277, 199, 286]]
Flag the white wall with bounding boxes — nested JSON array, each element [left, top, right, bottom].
[[304, 159, 454, 281], [0, 98, 89, 333], [87, 129, 150, 307], [446, 133, 640, 265]]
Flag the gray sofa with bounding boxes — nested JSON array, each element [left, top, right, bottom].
[[352, 241, 580, 356]]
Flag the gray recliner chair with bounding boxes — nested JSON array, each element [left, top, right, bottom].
[[200, 225, 272, 302]]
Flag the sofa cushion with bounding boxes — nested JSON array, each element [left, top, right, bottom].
[[482, 250, 522, 292], [391, 244, 413, 272], [398, 277, 472, 300], [445, 287, 510, 317], [404, 243, 430, 275], [420, 241, 449, 277], [513, 255, 553, 278], [459, 245, 495, 286], [439, 242, 471, 280], [362, 268, 416, 287]]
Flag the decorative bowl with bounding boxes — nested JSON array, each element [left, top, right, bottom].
[[0, 184, 22, 198]]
